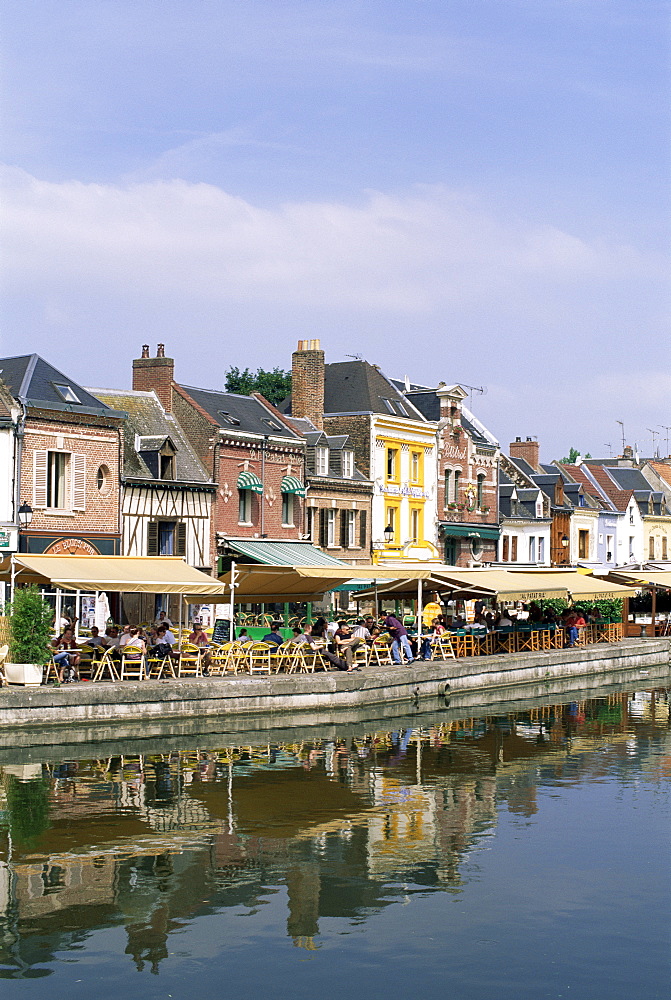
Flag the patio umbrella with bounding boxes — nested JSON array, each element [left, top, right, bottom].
[[94, 591, 111, 631]]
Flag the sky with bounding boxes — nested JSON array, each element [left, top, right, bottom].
[[1, 0, 669, 461]]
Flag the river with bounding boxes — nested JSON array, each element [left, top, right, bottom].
[[1, 674, 669, 999]]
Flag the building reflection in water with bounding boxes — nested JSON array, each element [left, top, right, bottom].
[[0, 688, 668, 976]]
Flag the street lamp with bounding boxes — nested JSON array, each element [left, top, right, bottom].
[[383, 524, 394, 545], [18, 503, 33, 528], [560, 535, 569, 548]]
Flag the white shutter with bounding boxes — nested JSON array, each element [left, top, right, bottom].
[[33, 450, 48, 508], [72, 453, 87, 511]]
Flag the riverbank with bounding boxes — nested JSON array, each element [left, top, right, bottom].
[[0, 638, 667, 738]]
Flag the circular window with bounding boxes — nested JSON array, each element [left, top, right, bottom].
[[96, 464, 111, 495]]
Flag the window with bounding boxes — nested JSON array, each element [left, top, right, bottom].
[[444, 538, 457, 564], [47, 452, 68, 508], [160, 453, 175, 480], [326, 509, 336, 547], [359, 509, 367, 549], [629, 536, 635, 559], [385, 505, 398, 543], [453, 469, 461, 501], [529, 536, 536, 562], [511, 535, 518, 561], [606, 535, 614, 562], [217, 410, 240, 425], [96, 464, 111, 493], [53, 384, 81, 404], [538, 536, 545, 562], [306, 507, 315, 542], [649, 536, 656, 560], [238, 489, 251, 524], [386, 448, 398, 481], [147, 520, 186, 556], [315, 447, 329, 476], [33, 449, 86, 511], [341, 450, 354, 478], [444, 469, 451, 506], [410, 451, 421, 483], [282, 492, 294, 526], [477, 473, 486, 509], [410, 507, 421, 543], [502, 535, 510, 561], [340, 510, 356, 548], [578, 530, 589, 560], [629, 507, 634, 525]]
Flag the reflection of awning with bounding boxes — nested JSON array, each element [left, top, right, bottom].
[[280, 475, 306, 497], [441, 523, 500, 540], [236, 471, 264, 493], [2, 555, 228, 598]]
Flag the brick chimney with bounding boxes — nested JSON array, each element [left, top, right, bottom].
[[291, 339, 324, 430], [510, 435, 540, 471], [132, 344, 175, 413]]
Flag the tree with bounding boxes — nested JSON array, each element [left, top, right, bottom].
[[9, 586, 54, 665], [558, 447, 592, 464], [224, 367, 292, 408]]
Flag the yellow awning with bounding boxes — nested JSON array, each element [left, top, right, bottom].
[[430, 569, 570, 601], [507, 569, 637, 600], [2, 555, 228, 598], [218, 564, 434, 602]]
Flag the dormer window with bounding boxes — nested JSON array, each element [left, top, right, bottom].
[[342, 450, 354, 478], [53, 383, 81, 404], [316, 447, 329, 476]]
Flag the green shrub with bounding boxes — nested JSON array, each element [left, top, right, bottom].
[[9, 586, 54, 665]]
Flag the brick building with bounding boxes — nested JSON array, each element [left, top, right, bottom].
[[130, 346, 307, 572], [0, 355, 124, 558], [284, 341, 437, 566]]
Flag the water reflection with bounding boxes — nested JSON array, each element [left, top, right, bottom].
[[0, 687, 668, 978]]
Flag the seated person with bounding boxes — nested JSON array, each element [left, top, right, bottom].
[[262, 623, 284, 647], [420, 618, 446, 660], [333, 621, 364, 669], [84, 625, 108, 661], [121, 628, 146, 669], [52, 628, 80, 682], [292, 625, 354, 672], [188, 621, 211, 672], [236, 628, 254, 645]]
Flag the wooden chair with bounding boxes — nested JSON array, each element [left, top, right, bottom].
[[246, 642, 274, 675], [274, 640, 300, 673], [77, 644, 97, 680], [495, 627, 518, 654], [92, 648, 120, 682], [516, 627, 541, 653], [120, 644, 146, 681], [369, 635, 394, 667], [176, 642, 202, 678], [146, 648, 175, 680], [429, 634, 456, 660], [451, 630, 477, 657]]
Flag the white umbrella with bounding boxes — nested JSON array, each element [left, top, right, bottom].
[[94, 591, 111, 631]]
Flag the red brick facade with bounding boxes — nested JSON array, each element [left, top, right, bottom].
[[132, 345, 174, 413], [20, 409, 123, 555]]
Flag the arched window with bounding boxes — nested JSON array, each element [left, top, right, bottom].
[[477, 473, 486, 509]]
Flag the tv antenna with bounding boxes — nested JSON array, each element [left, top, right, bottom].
[[659, 425, 671, 456], [345, 354, 363, 361], [646, 428, 659, 458], [616, 420, 625, 453], [604, 443, 612, 457]]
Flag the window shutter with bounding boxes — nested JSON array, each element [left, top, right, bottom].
[[319, 509, 328, 548], [511, 535, 518, 561], [176, 521, 187, 557], [33, 450, 48, 508], [71, 453, 87, 511], [147, 521, 159, 556], [359, 510, 367, 549], [339, 510, 347, 548]]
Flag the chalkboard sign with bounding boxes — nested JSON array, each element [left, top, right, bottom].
[[212, 619, 231, 644]]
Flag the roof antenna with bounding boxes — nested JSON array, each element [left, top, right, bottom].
[[345, 353, 363, 361]]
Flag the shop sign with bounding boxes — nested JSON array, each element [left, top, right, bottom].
[[378, 483, 429, 499], [44, 538, 100, 556], [0, 530, 11, 548]]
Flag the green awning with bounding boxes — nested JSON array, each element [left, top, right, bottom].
[[237, 471, 264, 494], [440, 523, 500, 540], [226, 538, 347, 567], [281, 475, 306, 497]]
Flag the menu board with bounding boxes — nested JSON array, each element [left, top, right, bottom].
[[212, 619, 231, 644]]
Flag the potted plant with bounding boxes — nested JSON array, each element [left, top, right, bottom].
[[5, 585, 54, 686]]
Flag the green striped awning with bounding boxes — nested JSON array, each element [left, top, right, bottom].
[[281, 475, 306, 497], [237, 471, 264, 494]]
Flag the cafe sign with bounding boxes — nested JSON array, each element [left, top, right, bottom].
[[44, 538, 100, 556], [0, 528, 18, 550]]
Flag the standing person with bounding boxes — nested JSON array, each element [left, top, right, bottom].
[[383, 613, 415, 665]]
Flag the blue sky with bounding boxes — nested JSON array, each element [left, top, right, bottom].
[[1, 0, 669, 460]]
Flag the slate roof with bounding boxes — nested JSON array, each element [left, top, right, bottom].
[[402, 390, 440, 421], [181, 385, 302, 439], [321, 361, 426, 420], [90, 388, 211, 483], [510, 456, 539, 478], [0, 354, 123, 417], [605, 466, 653, 492]]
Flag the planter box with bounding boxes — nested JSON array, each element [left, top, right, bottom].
[[4, 663, 44, 686]]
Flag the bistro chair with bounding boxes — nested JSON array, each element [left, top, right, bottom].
[[274, 640, 300, 673], [77, 644, 97, 680], [246, 641, 274, 675], [177, 642, 202, 678], [516, 626, 541, 653], [369, 635, 394, 667], [495, 627, 518, 655], [146, 648, 175, 680], [429, 633, 456, 660], [451, 630, 477, 658], [92, 647, 120, 682], [120, 644, 146, 681]]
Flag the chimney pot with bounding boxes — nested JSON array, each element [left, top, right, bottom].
[[141, 344, 150, 358], [157, 343, 165, 358]]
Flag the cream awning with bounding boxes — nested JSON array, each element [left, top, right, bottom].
[[606, 570, 671, 590], [430, 569, 570, 601], [509, 570, 636, 600], [3, 555, 228, 598], [218, 563, 435, 602]]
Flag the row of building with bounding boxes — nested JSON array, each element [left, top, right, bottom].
[[0, 340, 669, 616]]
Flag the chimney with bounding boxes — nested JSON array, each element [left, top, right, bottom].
[[291, 339, 325, 430], [510, 435, 540, 471], [132, 344, 175, 412]]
